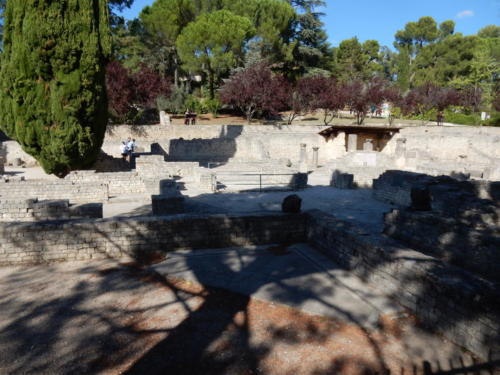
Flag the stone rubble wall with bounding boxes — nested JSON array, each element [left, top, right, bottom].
[[373, 170, 500, 207], [0, 178, 109, 203], [0, 212, 307, 265], [384, 126, 500, 180], [306, 210, 500, 359], [0, 199, 102, 222], [384, 209, 500, 282], [65, 169, 181, 196], [103, 124, 343, 165], [135, 155, 199, 180], [66, 170, 148, 195], [0, 141, 38, 167]]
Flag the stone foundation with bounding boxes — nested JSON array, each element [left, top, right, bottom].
[[0, 199, 102, 222], [373, 170, 500, 207], [0, 178, 109, 203], [0, 212, 307, 266], [384, 209, 500, 282], [151, 194, 185, 215], [306, 210, 500, 359], [0, 202, 498, 359]]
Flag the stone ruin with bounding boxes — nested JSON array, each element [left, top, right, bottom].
[[0, 199, 102, 222], [375, 170, 500, 282], [0, 124, 499, 361]]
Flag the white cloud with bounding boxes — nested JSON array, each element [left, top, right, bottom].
[[456, 10, 475, 18]]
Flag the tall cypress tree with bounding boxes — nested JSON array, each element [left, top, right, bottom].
[[0, 0, 111, 176]]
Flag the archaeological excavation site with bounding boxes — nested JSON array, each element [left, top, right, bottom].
[[0, 121, 498, 374]]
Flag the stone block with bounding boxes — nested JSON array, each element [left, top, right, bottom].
[[151, 194, 185, 215], [282, 194, 302, 213], [331, 172, 354, 189]]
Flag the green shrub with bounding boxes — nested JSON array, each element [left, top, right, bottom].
[[443, 110, 481, 125], [159, 87, 188, 114], [483, 112, 500, 127], [204, 98, 221, 117], [185, 96, 206, 114]]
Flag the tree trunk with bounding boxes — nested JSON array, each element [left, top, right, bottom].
[[207, 66, 215, 100]]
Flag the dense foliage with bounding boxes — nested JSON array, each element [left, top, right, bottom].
[[104, 2, 499, 126], [0, 0, 111, 176], [220, 63, 288, 123]]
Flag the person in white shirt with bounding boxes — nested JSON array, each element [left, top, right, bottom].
[[126, 138, 136, 162], [120, 141, 128, 160]]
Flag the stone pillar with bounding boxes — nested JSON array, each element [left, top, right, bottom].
[[299, 143, 308, 173], [312, 147, 319, 168], [159, 111, 171, 126], [363, 139, 374, 151], [395, 138, 407, 157], [0, 141, 4, 175], [347, 134, 358, 152]]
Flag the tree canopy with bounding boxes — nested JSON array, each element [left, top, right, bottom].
[[0, 0, 111, 176]]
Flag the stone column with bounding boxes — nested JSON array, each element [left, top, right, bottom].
[[395, 138, 407, 157], [363, 139, 374, 151], [312, 147, 319, 168], [159, 111, 171, 126], [299, 143, 308, 173], [0, 141, 4, 175], [347, 134, 358, 152]]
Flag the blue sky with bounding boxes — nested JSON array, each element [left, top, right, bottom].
[[119, 0, 500, 48]]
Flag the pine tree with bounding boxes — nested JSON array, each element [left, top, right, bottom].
[[0, 0, 111, 176]]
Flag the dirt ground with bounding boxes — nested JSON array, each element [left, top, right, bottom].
[[0, 259, 495, 375], [167, 111, 403, 126]]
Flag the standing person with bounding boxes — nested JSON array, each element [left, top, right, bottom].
[[437, 111, 444, 126], [184, 109, 190, 125], [120, 141, 128, 160], [126, 137, 135, 162]]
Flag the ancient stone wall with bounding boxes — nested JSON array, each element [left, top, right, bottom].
[[384, 209, 500, 282], [0, 212, 307, 265], [0, 178, 109, 203], [66, 170, 148, 195], [383, 126, 500, 179], [0, 199, 102, 222], [1, 141, 38, 166], [373, 170, 500, 206], [306, 210, 500, 359], [65, 169, 182, 196], [103, 124, 343, 165]]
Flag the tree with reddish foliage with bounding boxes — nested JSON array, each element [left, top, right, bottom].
[[106, 61, 171, 122], [292, 75, 347, 125], [460, 86, 483, 113], [220, 63, 288, 123], [132, 64, 171, 108], [344, 78, 396, 125], [106, 60, 135, 120], [401, 83, 460, 125]]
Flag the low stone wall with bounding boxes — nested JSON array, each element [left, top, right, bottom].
[[373, 170, 500, 207], [0, 199, 103, 222], [66, 170, 147, 195], [0, 141, 38, 166], [0, 179, 109, 203], [66, 169, 180, 196], [306, 210, 500, 359], [0, 212, 307, 265], [384, 209, 500, 282], [135, 155, 199, 179]]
